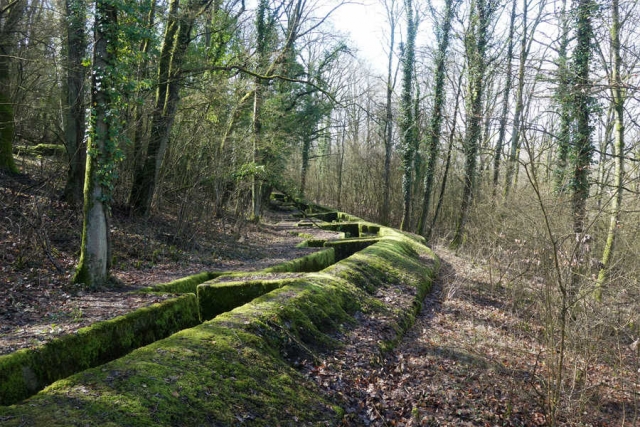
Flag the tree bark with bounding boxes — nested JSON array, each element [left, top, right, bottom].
[[0, 0, 26, 174], [62, 0, 88, 204], [452, 0, 493, 248], [595, 0, 623, 300], [399, 0, 417, 231], [417, 0, 455, 236], [73, 0, 119, 287]]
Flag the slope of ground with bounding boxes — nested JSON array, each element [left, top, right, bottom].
[[0, 170, 338, 355], [1, 167, 636, 425], [304, 247, 636, 426]]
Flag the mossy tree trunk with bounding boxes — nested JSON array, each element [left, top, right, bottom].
[[399, 0, 417, 232], [61, 0, 88, 204], [129, 0, 211, 215], [569, 0, 595, 236], [416, 0, 456, 236], [430, 69, 464, 241], [554, 0, 571, 192], [73, 0, 119, 287], [595, 0, 623, 300], [0, 0, 26, 174], [451, 0, 495, 248]]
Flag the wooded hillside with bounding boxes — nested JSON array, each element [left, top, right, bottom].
[[2, 0, 640, 424]]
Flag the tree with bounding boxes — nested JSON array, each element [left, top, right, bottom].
[[61, 0, 88, 204], [73, 0, 120, 287], [504, 0, 546, 196], [0, 0, 26, 174], [399, 0, 417, 231], [129, 0, 214, 215], [595, 0, 623, 299], [569, 0, 595, 236], [491, 0, 516, 197], [553, 0, 571, 191], [250, 0, 273, 221], [451, 0, 495, 247], [381, 0, 400, 226], [416, 0, 457, 237]]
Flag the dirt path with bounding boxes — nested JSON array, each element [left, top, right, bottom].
[[305, 247, 629, 426], [0, 206, 340, 355]]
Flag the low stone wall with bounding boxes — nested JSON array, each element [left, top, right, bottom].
[[0, 295, 199, 405], [0, 208, 439, 425]]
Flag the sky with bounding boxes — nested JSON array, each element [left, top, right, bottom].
[[330, 1, 390, 70]]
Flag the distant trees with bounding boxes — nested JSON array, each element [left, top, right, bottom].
[[7, 0, 640, 299]]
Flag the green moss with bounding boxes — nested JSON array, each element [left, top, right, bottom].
[[198, 278, 289, 321], [262, 247, 335, 273], [320, 222, 361, 238], [138, 271, 220, 294], [323, 237, 379, 261], [0, 295, 199, 405], [17, 144, 66, 157], [0, 207, 439, 425]]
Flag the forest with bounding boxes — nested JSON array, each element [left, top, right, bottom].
[[1, 0, 640, 424]]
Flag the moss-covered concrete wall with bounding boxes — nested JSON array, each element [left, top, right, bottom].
[[0, 206, 439, 425], [0, 295, 199, 405]]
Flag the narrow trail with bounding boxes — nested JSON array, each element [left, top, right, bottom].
[[305, 247, 548, 426]]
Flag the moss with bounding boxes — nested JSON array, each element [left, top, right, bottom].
[[262, 247, 335, 273], [323, 237, 380, 261], [0, 207, 439, 425], [0, 295, 199, 405], [198, 278, 289, 321], [0, 278, 357, 425], [320, 222, 361, 238], [138, 271, 220, 294], [296, 238, 326, 248], [17, 144, 66, 157]]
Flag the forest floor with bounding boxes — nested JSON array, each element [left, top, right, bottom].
[[1, 168, 637, 426], [0, 169, 339, 355]]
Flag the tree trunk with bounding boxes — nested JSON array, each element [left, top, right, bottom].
[[452, 0, 493, 248], [129, 0, 156, 201], [429, 69, 464, 241], [554, 0, 571, 192], [73, 0, 118, 287], [417, 0, 456, 236], [570, 0, 594, 235], [504, 0, 528, 197], [399, 0, 417, 231], [492, 0, 516, 197], [595, 0, 623, 300], [62, 0, 87, 204], [0, 0, 26, 174], [129, 0, 209, 215], [381, 0, 398, 226]]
